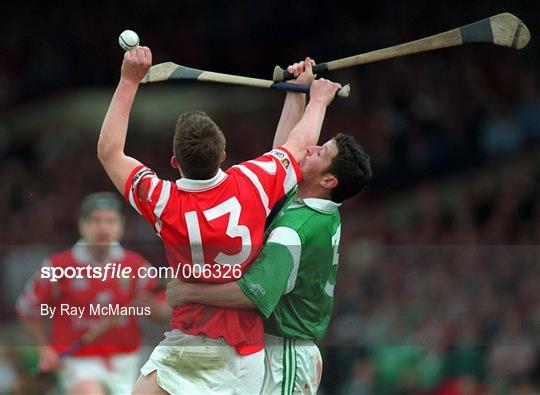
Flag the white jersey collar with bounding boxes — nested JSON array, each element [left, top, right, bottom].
[[72, 240, 125, 265], [290, 197, 341, 214], [175, 169, 227, 191]]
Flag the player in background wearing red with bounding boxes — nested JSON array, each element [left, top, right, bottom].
[[16, 192, 170, 395], [97, 45, 341, 394]]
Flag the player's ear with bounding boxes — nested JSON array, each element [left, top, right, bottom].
[[170, 155, 179, 169], [321, 174, 338, 190], [220, 151, 226, 163]]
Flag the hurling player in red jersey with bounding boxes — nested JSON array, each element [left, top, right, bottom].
[[16, 192, 170, 395], [97, 46, 341, 394]]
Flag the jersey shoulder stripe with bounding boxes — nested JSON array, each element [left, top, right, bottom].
[[153, 181, 172, 237], [267, 226, 302, 293], [232, 164, 271, 216], [248, 159, 277, 175], [267, 148, 299, 193]]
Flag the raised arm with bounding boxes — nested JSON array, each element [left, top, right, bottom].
[[281, 78, 342, 162], [273, 57, 316, 148], [97, 47, 152, 193], [166, 278, 254, 309]]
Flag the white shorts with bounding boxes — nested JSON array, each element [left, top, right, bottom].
[[59, 351, 141, 395], [262, 335, 322, 395], [140, 329, 264, 395]]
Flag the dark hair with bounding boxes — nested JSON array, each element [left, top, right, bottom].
[[173, 111, 226, 179], [324, 133, 372, 203], [80, 192, 123, 219]]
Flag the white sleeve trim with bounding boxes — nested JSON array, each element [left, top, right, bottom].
[[16, 258, 57, 316], [128, 167, 154, 215], [148, 176, 160, 201], [153, 181, 171, 237], [234, 165, 271, 216], [154, 181, 171, 219], [128, 186, 142, 215], [266, 148, 298, 193], [248, 159, 277, 175], [283, 165, 298, 194], [267, 226, 302, 293]]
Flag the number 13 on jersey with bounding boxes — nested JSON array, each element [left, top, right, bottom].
[[184, 196, 252, 271]]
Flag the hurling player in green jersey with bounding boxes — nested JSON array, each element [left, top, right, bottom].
[[166, 60, 372, 395]]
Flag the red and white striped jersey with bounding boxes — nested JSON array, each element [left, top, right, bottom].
[[15, 243, 157, 357], [124, 147, 301, 354]]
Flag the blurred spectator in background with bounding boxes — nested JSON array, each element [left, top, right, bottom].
[[15, 192, 169, 395]]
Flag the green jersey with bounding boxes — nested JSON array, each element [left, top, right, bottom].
[[237, 190, 341, 342]]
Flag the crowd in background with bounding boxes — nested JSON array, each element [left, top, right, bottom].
[[324, 154, 540, 394], [2, 1, 540, 394]]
